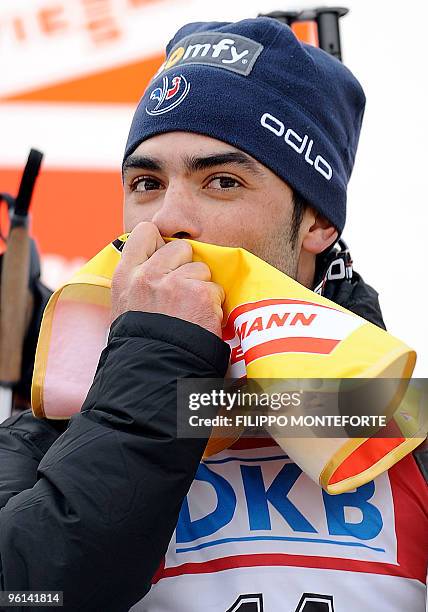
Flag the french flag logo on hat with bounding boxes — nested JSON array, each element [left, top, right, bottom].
[[146, 74, 190, 116]]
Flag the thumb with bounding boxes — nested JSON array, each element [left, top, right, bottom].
[[120, 222, 165, 268]]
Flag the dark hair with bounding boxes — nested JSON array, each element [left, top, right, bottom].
[[290, 189, 308, 248]]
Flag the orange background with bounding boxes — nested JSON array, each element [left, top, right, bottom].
[[1, 168, 123, 260], [0, 53, 163, 261]]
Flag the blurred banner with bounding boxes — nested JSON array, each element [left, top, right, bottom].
[[0, 0, 193, 287]]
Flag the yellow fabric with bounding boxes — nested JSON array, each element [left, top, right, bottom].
[[32, 236, 426, 494]]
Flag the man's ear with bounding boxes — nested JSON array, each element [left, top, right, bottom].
[[300, 208, 338, 255]]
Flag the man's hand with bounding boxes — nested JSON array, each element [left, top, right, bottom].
[[111, 222, 225, 337]]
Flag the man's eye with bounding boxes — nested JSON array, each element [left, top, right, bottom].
[[207, 176, 241, 190], [131, 177, 162, 192]]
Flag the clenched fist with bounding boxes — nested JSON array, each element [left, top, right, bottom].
[[111, 222, 225, 337]]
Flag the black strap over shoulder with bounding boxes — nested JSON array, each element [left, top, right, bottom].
[[414, 441, 428, 485], [313, 239, 386, 330]]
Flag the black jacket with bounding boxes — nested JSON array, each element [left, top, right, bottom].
[[0, 312, 229, 611]]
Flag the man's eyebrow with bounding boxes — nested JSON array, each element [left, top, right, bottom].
[[122, 155, 163, 173], [184, 152, 264, 175], [122, 151, 265, 176]]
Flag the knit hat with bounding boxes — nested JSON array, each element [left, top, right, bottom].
[[124, 17, 366, 232]]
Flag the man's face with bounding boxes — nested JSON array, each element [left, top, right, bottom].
[[123, 131, 301, 278]]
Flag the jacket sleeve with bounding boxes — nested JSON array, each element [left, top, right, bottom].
[[0, 311, 230, 612], [0, 410, 67, 509]]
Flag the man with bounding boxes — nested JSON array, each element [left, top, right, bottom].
[[0, 17, 427, 612]]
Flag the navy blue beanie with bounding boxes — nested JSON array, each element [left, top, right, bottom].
[[124, 17, 366, 232]]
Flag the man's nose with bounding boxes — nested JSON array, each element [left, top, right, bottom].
[[151, 184, 201, 239]]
